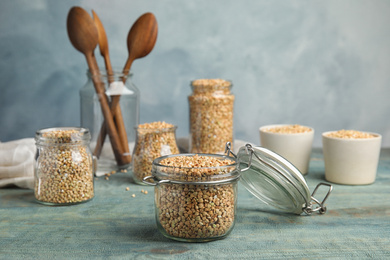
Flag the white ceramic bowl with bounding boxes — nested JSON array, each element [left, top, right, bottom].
[[259, 124, 314, 175], [322, 131, 382, 185]]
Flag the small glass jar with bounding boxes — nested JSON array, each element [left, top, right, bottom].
[[34, 127, 95, 205], [132, 122, 180, 185], [80, 69, 139, 170], [188, 79, 234, 154], [145, 154, 239, 242]]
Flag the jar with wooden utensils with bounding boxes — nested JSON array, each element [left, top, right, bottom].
[[80, 69, 140, 170], [67, 7, 157, 172]]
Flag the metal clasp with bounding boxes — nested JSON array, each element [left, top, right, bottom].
[[142, 176, 171, 186], [142, 175, 157, 185], [303, 183, 333, 215], [225, 142, 237, 158], [226, 142, 333, 215]]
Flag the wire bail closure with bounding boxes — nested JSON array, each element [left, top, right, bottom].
[[304, 182, 333, 215], [225, 142, 333, 215], [225, 142, 237, 158]]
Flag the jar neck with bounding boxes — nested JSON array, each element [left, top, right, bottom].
[[87, 69, 132, 83], [151, 154, 239, 184], [136, 126, 177, 134], [190, 79, 232, 95], [35, 127, 91, 146]]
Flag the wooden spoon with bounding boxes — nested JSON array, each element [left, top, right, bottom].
[[66, 6, 126, 166], [92, 10, 131, 164], [94, 12, 158, 158], [123, 12, 158, 73], [92, 10, 113, 75]]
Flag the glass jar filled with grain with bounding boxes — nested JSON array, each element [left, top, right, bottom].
[[34, 127, 95, 205], [144, 153, 239, 242], [189, 79, 234, 154], [132, 122, 180, 185]]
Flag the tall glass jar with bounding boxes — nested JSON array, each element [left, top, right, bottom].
[[80, 69, 139, 171], [188, 79, 234, 154], [34, 127, 94, 205], [132, 122, 180, 185]]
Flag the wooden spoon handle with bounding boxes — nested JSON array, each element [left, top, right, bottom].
[[93, 94, 131, 164], [85, 52, 126, 166], [111, 96, 131, 160], [93, 70, 131, 164]]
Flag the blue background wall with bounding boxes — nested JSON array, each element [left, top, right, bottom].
[[1, 0, 389, 147]]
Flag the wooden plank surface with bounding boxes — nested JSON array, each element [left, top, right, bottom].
[[1, 149, 389, 259]]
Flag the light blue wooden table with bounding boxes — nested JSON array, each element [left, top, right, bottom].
[[1, 149, 390, 259]]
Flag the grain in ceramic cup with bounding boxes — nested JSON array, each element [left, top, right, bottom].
[[259, 124, 314, 175], [322, 130, 382, 185]]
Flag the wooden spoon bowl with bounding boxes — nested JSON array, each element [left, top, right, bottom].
[[123, 12, 158, 72]]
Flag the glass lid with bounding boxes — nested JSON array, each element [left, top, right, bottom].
[[227, 143, 332, 215]]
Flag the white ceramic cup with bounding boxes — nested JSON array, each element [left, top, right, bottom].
[[259, 125, 314, 175], [322, 131, 382, 185]]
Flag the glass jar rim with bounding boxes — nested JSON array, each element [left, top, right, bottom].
[[152, 153, 240, 184], [86, 68, 133, 78], [35, 127, 91, 145], [190, 79, 232, 87], [135, 125, 177, 132]]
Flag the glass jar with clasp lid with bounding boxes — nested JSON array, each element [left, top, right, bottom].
[[143, 142, 333, 242]]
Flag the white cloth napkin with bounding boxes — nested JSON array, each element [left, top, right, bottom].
[[0, 138, 35, 189]]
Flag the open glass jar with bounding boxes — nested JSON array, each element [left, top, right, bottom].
[[144, 153, 239, 242], [34, 127, 95, 205], [144, 143, 333, 242]]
